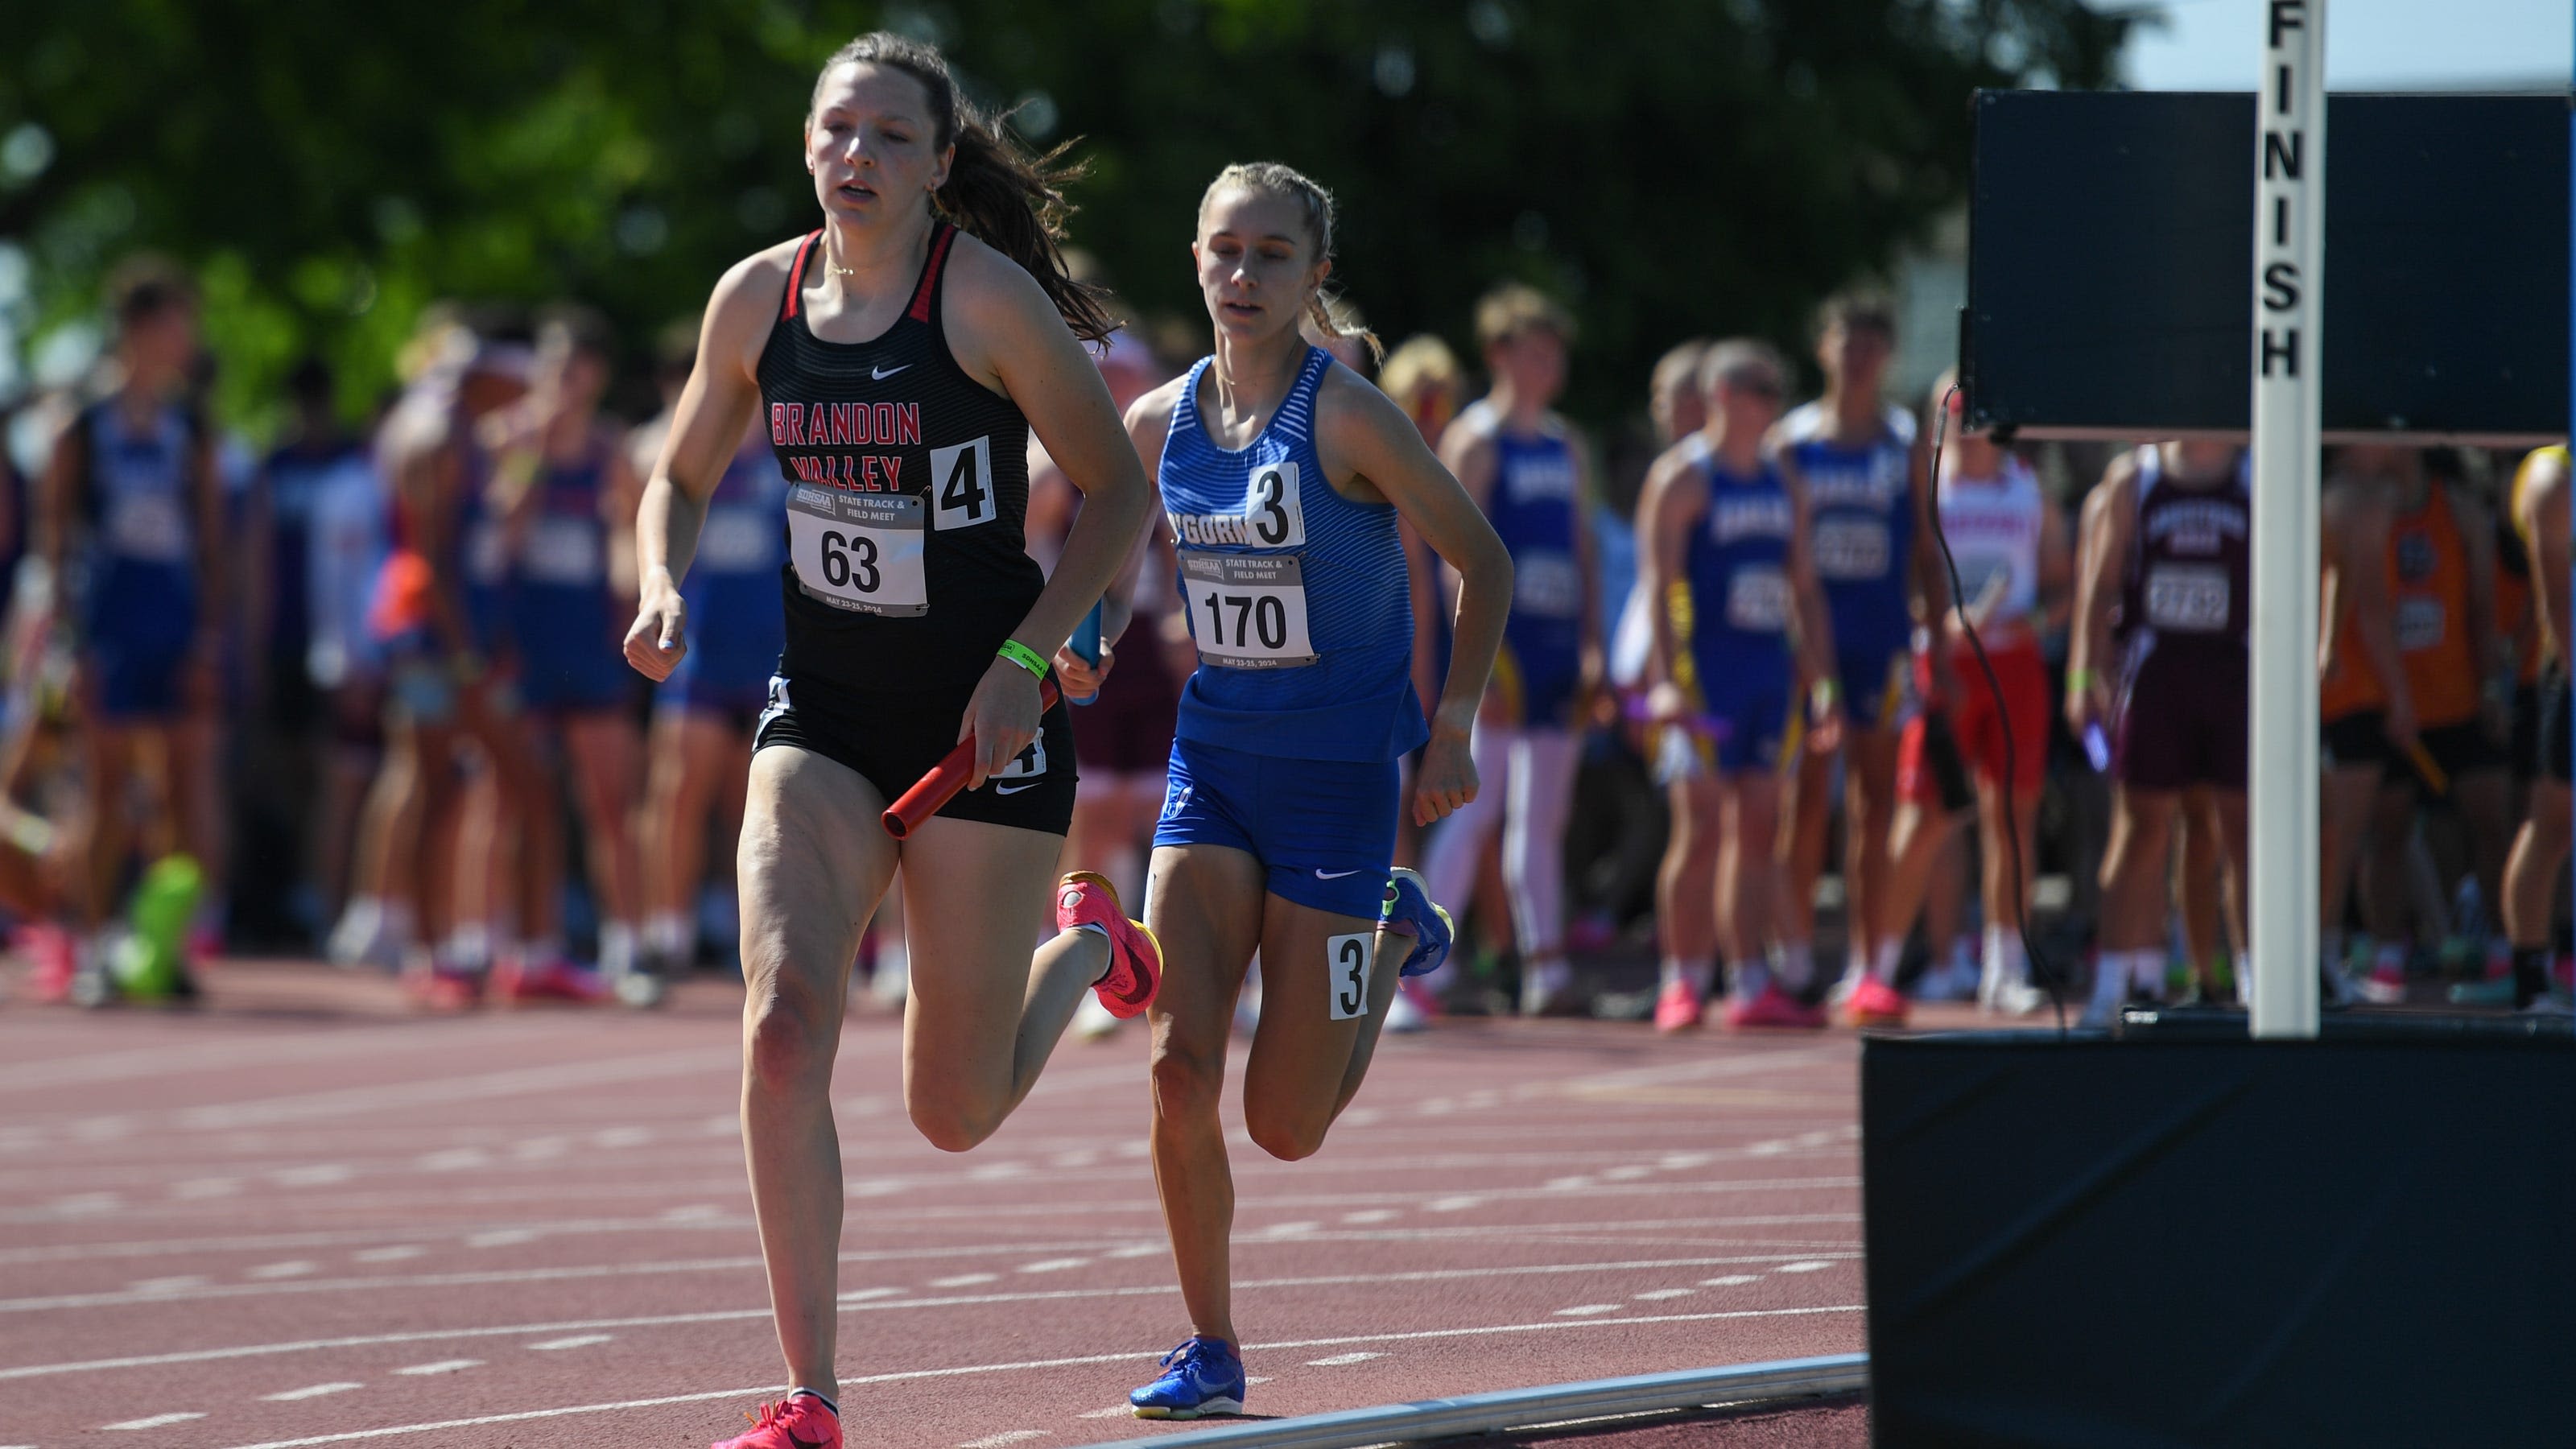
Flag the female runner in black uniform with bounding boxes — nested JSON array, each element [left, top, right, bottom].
[[625, 34, 1159, 1449]]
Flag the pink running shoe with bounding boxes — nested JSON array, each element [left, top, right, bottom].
[[493, 953, 608, 1005], [1057, 872, 1162, 1019], [1843, 974, 1909, 1029], [1653, 978, 1703, 1033], [712, 1396, 842, 1449], [2358, 956, 2409, 1005], [1725, 980, 1828, 1030], [19, 923, 76, 1003], [402, 957, 485, 1011]]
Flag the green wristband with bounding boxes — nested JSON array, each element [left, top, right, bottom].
[[997, 639, 1050, 680]]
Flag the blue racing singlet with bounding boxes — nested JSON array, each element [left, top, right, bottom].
[[675, 431, 789, 699], [1681, 437, 1796, 701], [79, 400, 200, 654], [1466, 399, 1585, 727], [452, 431, 511, 653], [1782, 400, 1917, 674], [1162, 347, 1425, 762], [506, 436, 626, 707]]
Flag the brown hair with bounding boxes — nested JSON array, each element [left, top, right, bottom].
[[105, 255, 195, 332], [1814, 288, 1897, 342], [812, 32, 1117, 345], [1696, 338, 1789, 400], [1473, 283, 1575, 353], [1197, 162, 1382, 367]]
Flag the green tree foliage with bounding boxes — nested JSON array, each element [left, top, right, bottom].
[[0, 0, 2124, 430]]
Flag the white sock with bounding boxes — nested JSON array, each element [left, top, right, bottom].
[[1527, 956, 1573, 993], [2230, 952, 2250, 1000], [1871, 937, 1904, 985], [599, 921, 638, 976], [1771, 939, 1814, 993], [382, 899, 415, 947], [1660, 956, 1715, 997], [643, 911, 689, 958], [2126, 949, 2165, 996], [1984, 925, 2029, 987], [1947, 935, 1978, 973], [445, 923, 492, 972]]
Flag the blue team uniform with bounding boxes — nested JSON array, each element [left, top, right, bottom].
[[506, 439, 630, 712], [1153, 347, 1426, 919], [1468, 401, 1586, 728], [663, 434, 787, 721], [77, 401, 203, 721], [1681, 438, 1797, 774], [1781, 401, 1917, 728]]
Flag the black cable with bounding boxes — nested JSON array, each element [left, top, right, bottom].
[[1925, 386, 2067, 1038]]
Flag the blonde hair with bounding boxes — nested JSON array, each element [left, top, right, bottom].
[[1199, 161, 1383, 366], [1473, 282, 1575, 353], [1380, 335, 1463, 412]]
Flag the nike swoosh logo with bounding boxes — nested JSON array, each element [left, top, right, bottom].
[[995, 779, 1043, 795], [871, 363, 910, 380], [786, 1433, 828, 1449], [1314, 868, 1363, 880]]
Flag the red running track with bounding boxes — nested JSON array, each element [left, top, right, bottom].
[[0, 960, 1965, 1448]]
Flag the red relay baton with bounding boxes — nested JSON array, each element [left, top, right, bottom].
[[882, 677, 1061, 840]]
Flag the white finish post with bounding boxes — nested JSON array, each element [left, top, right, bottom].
[[2248, 0, 2326, 1038]]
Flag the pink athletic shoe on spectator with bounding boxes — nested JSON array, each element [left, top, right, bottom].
[[493, 953, 607, 1005], [1653, 978, 1703, 1033], [712, 1395, 841, 1449], [1725, 980, 1827, 1030], [1842, 974, 1909, 1029]]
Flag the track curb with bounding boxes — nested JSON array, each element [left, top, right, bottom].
[[1088, 1352, 1869, 1447]]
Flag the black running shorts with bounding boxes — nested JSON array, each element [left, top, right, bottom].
[[753, 671, 1076, 836]]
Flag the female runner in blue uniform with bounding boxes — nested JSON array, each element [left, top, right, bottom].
[[488, 308, 643, 999], [622, 35, 1159, 1449], [1637, 341, 1839, 1031], [634, 332, 786, 1001], [1774, 293, 1945, 1004], [1421, 284, 1601, 1017], [39, 262, 226, 997], [1121, 163, 1513, 1419]]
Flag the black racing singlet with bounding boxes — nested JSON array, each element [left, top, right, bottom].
[[756, 224, 1042, 699]]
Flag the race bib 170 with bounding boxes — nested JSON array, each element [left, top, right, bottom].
[[1181, 551, 1318, 668]]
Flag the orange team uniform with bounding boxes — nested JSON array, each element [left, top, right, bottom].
[[2320, 479, 2498, 786]]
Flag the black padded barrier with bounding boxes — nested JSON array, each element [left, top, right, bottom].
[[1863, 1020, 2575, 1447]]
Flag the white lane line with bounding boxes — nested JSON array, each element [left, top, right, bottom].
[[464, 1230, 539, 1249], [591, 1127, 652, 1149], [352, 1246, 425, 1264], [959, 1433, 1047, 1447], [1426, 1195, 1484, 1212], [1304, 1352, 1384, 1366], [661, 1204, 724, 1223], [1544, 1175, 1595, 1191], [1076, 1406, 1133, 1418], [929, 1274, 998, 1288], [391, 1359, 481, 1376], [1774, 1260, 1832, 1273], [1101, 1244, 1162, 1260], [1552, 1304, 1621, 1316], [1602, 1166, 1653, 1181], [272, 1164, 354, 1187], [1244, 1377, 1274, 1385], [527, 1335, 613, 1351], [104, 1412, 208, 1430], [1259, 1221, 1319, 1236], [1700, 1274, 1761, 1286], [130, 1275, 209, 1294], [1340, 1209, 1397, 1224], [1634, 1288, 1695, 1300], [264, 1383, 365, 1402], [413, 1149, 492, 1172], [175, 1177, 244, 1199], [203, 1306, 1864, 1449], [1017, 1257, 1088, 1273], [5, 1253, 1862, 1379], [246, 1261, 319, 1279]]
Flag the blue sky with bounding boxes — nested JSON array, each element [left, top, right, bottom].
[[2102, 0, 2571, 90]]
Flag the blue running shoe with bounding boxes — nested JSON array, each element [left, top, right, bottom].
[[1381, 867, 1455, 979], [1130, 1335, 1245, 1419]]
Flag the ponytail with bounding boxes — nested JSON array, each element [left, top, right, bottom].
[[813, 33, 1118, 345], [1201, 162, 1382, 368]]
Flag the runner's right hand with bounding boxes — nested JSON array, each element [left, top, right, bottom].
[[624, 574, 688, 682], [1645, 681, 1690, 725]]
